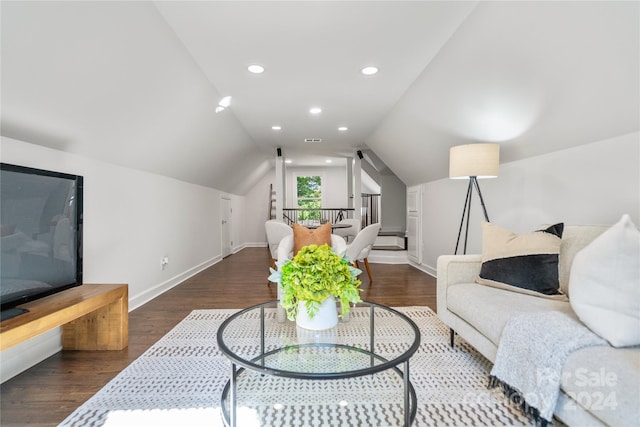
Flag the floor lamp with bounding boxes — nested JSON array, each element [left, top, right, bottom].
[[450, 143, 500, 255]]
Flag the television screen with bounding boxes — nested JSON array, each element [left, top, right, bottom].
[[0, 163, 83, 318]]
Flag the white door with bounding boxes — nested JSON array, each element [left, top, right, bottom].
[[406, 186, 421, 264], [221, 197, 232, 258]]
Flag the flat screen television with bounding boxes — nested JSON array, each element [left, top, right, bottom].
[[0, 163, 83, 321]]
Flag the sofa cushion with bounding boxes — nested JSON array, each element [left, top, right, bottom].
[[477, 222, 567, 300], [558, 225, 608, 296], [569, 214, 640, 347], [292, 222, 331, 255], [561, 346, 640, 426], [447, 282, 573, 345]]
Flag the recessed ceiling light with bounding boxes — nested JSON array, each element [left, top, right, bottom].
[[272, 125, 282, 131], [338, 126, 348, 131], [248, 64, 264, 74], [325, 159, 332, 163], [285, 159, 292, 164], [361, 66, 378, 75], [309, 107, 322, 114], [218, 96, 232, 108]]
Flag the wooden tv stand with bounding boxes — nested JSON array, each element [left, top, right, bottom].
[[0, 284, 128, 351]]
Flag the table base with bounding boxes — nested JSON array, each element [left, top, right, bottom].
[[221, 348, 416, 427]]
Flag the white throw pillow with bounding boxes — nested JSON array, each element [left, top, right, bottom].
[[569, 214, 640, 347]]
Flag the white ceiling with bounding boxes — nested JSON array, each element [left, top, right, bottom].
[[154, 1, 478, 167], [1, 1, 638, 193]]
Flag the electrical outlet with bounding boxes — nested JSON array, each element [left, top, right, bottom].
[[161, 256, 169, 270]]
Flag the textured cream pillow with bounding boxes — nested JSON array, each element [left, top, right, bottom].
[[569, 214, 640, 347], [477, 222, 567, 300]]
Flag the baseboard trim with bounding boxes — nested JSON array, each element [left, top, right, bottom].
[[1, 256, 225, 383], [232, 243, 246, 253], [0, 329, 61, 383], [244, 242, 268, 248], [408, 260, 437, 278], [0, 248, 436, 383], [368, 249, 408, 264], [129, 255, 222, 311]]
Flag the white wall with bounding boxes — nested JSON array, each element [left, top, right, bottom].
[[243, 169, 276, 246], [1, 136, 231, 381], [242, 165, 353, 246], [381, 174, 406, 233], [416, 132, 640, 275], [285, 166, 348, 209], [366, 1, 639, 187], [361, 161, 382, 194]]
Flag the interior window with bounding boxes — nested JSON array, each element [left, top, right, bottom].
[[296, 175, 322, 221]]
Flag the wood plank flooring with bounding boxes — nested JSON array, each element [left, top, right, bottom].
[[0, 247, 436, 426]]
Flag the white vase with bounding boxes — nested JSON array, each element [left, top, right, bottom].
[[296, 296, 339, 330]]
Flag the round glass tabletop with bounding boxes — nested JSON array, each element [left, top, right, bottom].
[[217, 300, 421, 378]]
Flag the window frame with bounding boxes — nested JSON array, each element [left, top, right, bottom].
[[293, 173, 325, 221]]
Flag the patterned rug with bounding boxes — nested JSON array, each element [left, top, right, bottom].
[[59, 307, 532, 426]]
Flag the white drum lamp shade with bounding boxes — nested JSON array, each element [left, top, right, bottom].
[[449, 143, 500, 254], [449, 143, 500, 179]]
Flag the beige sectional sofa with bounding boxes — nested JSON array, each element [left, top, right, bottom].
[[437, 225, 640, 426]]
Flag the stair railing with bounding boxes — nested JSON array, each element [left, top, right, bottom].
[[281, 208, 355, 226]]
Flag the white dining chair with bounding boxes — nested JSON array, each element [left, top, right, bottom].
[[346, 223, 381, 284], [332, 218, 361, 243], [265, 220, 292, 285]]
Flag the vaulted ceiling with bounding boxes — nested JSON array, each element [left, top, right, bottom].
[[2, 1, 638, 194]]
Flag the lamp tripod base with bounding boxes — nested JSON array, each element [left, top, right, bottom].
[[454, 176, 490, 255]]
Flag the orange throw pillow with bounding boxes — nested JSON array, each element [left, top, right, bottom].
[[292, 222, 332, 255]]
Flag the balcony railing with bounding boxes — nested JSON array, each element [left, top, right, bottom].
[[281, 195, 380, 229], [282, 208, 354, 226], [361, 193, 380, 229]]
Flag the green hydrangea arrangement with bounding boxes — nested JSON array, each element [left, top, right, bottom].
[[269, 244, 362, 321]]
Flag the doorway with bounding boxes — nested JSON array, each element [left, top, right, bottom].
[[221, 196, 232, 258]]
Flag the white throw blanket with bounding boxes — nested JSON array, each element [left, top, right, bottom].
[[489, 310, 608, 424]]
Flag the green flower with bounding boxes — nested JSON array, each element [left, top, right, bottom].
[[269, 244, 362, 321]]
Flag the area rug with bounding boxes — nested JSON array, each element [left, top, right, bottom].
[[59, 306, 532, 426]]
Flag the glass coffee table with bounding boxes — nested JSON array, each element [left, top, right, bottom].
[[217, 300, 421, 426]]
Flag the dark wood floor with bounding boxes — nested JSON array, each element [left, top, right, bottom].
[[0, 247, 436, 426]]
